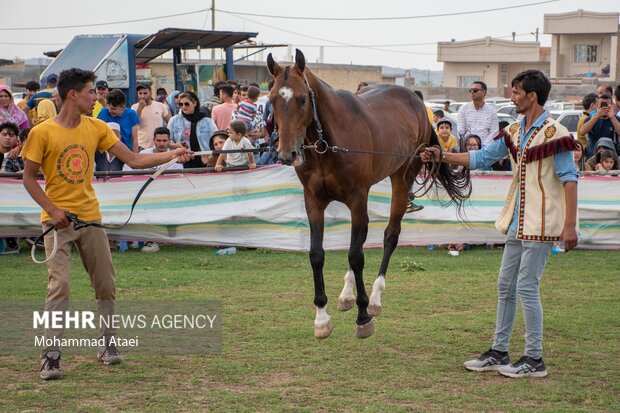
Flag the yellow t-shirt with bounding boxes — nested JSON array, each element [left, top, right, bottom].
[[425, 105, 434, 125], [576, 112, 588, 147], [437, 133, 458, 152], [17, 98, 37, 123], [21, 116, 120, 222], [92, 100, 104, 118]]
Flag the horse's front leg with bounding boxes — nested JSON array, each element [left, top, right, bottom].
[[348, 193, 374, 339], [305, 194, 332, 339]]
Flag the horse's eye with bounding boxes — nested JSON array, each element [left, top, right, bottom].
[[299, 96, 307, 107]]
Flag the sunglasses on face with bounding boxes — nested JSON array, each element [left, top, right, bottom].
[[468, 88, 482, 93]]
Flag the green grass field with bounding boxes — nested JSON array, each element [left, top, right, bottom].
[[1, 244, 619, 412]]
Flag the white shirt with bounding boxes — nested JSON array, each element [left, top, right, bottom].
[[222, 136, 255, 167], [457, 102, 499, 147]]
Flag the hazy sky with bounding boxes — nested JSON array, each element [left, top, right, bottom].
[[1, 0, 616, 70]]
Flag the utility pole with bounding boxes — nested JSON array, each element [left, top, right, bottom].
[[211, 0, 215, 61]]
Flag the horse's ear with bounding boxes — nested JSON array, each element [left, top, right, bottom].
[[267, 53, 281, 77], [294, 49, 306, 73]]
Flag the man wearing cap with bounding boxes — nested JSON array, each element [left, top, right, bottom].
[[21, 73, 58, 117], [92, 80, 109, 118], [131, 83, 170, 150]]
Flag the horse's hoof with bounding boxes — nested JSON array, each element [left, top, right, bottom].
[[337, 297, 355, 312], [356, 318, 375, 339], [367, 303, 382, 316], [314, 318, 333, 339]]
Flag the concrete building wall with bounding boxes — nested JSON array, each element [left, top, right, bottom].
[[555, 34, 613, 77], [443, 63, 501, 88]]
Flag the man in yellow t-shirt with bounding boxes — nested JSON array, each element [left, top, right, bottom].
[[21, 68, 192, 380], [576, 93, 597, 147]]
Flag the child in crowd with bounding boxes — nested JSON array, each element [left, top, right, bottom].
[[573, 140, 586, 171], [233, 86, 261, 132], [436, 118, 459, 152], [595, 149, 619, 171], [204, 130, 228, 167], [214, 120, 256, 172], [2, 126, 28, 172]]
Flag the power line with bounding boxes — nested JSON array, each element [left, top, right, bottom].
[[216, 0, 561, 21], [0, 8, 209, 31]]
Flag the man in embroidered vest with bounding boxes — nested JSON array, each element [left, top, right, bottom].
[[422, 70, 579, 378]]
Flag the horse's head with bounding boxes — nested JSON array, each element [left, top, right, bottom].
[[267, 49, 314, 166]]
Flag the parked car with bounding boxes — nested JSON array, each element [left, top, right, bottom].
[[498, 105, 518, 119], [497, 112, 517, 125], [545, 101, 583, 111], [549, 110, 582, 136], [485, 97, 512, 108], [12, 92, 25, 106], [448, 102, 468, 113]]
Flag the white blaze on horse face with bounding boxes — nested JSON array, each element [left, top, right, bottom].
[[278, 86, 294, 105]]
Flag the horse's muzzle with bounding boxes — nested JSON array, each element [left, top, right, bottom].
[[278, 144, 304, 166]]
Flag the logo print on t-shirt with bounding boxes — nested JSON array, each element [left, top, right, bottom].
[[57, 144, 90, 184]]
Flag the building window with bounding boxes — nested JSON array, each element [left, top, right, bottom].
[[458, 76, 481, 88], [574, 45, 597, 63]]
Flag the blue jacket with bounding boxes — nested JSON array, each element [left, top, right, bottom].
[[167, 114, 217, 151]]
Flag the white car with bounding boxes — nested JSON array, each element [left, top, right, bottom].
[[549, 110, 582, 136]]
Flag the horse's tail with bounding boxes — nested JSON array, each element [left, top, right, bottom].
[[427, 128, 472, 218]]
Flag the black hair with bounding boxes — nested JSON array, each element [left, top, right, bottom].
[[414, 90, 424, 100], [472, 81, 487, 93], [433, 110, 444, 118], [511, 70, 551, 106], [599, 93, 611, 101], [219, 84, 234, 98], [156, 88, 167, 95], [463, 135, 482, 151], [499, 120, 510, 130], [25, 81, 40, 92], [57, 68, 96, 100], [582, 93, 598, 110], [106, 89, 127, 107], [247, 86, 260, 100], [0, 122, 19, 137], [153, 127, 170, 137], [213, 80, 227, 96], [136, 83, 151, 91], [599, 84, 613, 96], [249, 82, 260, 88], [18, 128, 30, 143], [179, 91, 201, 107]]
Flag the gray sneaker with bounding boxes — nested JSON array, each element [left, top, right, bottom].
[[40, 351, 63, 380], [98, 343, 123, 365], [498, 355, 548, 378], [464, 348, 510, 372]]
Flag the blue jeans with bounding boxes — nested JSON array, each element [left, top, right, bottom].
[[492, 228, 552, 359]]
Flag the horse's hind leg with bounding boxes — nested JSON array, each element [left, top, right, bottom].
[[337, 268, 356, 311], [369, 172, 415, 316], [347, 193, 374, 339], [305, 194, 333, 339]]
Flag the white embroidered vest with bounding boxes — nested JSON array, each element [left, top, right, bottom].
[[494, 118, 577, 241]]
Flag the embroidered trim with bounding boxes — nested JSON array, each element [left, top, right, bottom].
[[524, 135, 578, 163], [493, 128, 518, 162], [516, 119, 548, 239], [517, 234, 561, 242]]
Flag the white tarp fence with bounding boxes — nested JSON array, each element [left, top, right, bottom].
[[1, 165, 619, 250]]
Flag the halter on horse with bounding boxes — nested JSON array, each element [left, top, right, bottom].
[[267, 49, 471, 339]]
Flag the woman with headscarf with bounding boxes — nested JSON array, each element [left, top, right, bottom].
[[165, 90, 180, 116], [168, 91, 217, 168], [0, 85, 29, 130]]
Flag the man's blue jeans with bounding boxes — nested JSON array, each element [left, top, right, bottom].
[[492, 228, 552, 359]]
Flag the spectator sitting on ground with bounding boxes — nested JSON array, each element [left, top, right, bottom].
[[204, 130, 228, 167], [436, 118, 458, 152], [579, 93, 620, 157], [584, 138, 618, 171], [214, 120, 256, 172], [594, 149, 619, 171], [167, 91, 218, 169]]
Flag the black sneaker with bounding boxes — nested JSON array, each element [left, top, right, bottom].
[[463, 348, 510, 372], [499, 355, 548, 378], [405, 201, 424, 213], [98, 343, 123, 365], [40, 351, 63, 380]]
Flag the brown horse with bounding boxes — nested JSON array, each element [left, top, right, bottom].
[[267, 49, 470, 339]]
